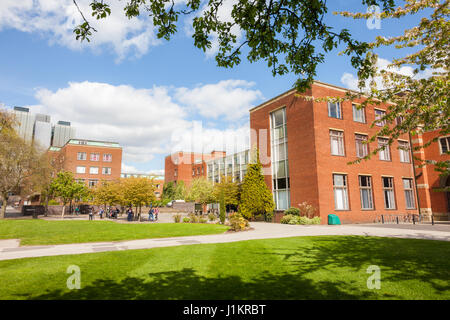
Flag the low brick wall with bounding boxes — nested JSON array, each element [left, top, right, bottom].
[[172, 202, 195, 213]]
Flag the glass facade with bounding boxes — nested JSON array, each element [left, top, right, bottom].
[[270, 107, 290, 210], [206, 150, 250, 184]]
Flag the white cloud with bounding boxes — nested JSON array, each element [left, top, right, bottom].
[[175, 80, 263, 120], [341, 57, 440, 91], [0, 0, 161, 61], [25, 80, 259, 172]]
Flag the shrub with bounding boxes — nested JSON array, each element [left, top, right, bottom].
[[288, 216, 301, 224], [280, 214, 294, 224], [284, 207, 300, 216], [47, 199, 60, 205], [183, 217, 190, 223], [188, 213, 200, 223], [310, 216, 321, 224], [229, 213, 249, 231], [208, 213, 216, 222], [297, 216, 321, 225], [298, 202, 317, 218], [173, 214, 181, 223], [199, 218, 207, 223]]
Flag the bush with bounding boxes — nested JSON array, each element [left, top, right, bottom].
[[208, 213, 216, 222], [288, 216, 301, 224], [280, 214, 295, 224], [188, 213, 200, 223], [182, 217, 190, 223], [173, 214, 181, 223], [284, 207, 300, 216], [297, 202, 317, 218], [199, 218, 207, 223], [47, 199, 60, 205], [229, 213, 249, 232]]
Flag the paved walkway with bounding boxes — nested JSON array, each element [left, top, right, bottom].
[[1, 222, 449, 261]]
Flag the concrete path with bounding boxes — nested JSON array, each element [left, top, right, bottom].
[[0, 222, 449, 261]]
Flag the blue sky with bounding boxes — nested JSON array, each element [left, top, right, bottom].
[[0, 0, 424, 175]]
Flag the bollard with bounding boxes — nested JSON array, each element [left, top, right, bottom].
[[431, 214, 434, 226], [396, 216, 399, 224], [413, 214, 415, 225], [381, 215, 384, 224]]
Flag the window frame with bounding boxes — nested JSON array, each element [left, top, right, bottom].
[[403, 178, 416, 209], [352, 104, 366, 123], [330, 129, 345, 156], [89, 166, 99, 175], [103, 153, 112, 162], [359, 175, 374, 210], [328, 102, 342, 119], [333, 174, 349, 211], [439, 136, 450, 155], [76, 166, 86, 174], [382, 177, 396, 210], [378, 138, 391, 161], [374, 109, 386, 127], [77, 152, 87, 161], [355, 134, 369, 158], [398, 140, 411, 163]]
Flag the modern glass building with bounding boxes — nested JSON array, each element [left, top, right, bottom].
[[206, 149, 250, 184]]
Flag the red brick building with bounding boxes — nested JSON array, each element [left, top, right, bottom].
[[412, 130, 450, 221], [49, 139, 122, 188], [250, 81, 418, 224], [164, 151, 226, 186]]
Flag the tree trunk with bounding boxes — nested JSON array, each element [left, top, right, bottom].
[[61, 204, 66, 218], [44, 195, 49, 217], [0, 193, 7, 219]]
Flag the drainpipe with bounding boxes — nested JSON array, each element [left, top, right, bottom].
[[409, 131, 422, 219]]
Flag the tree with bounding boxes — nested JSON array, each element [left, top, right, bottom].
[[0, 123, 43, 219], [121, 177, 156, 221], [92, 180, 122, 210], [333, 0, 449, 180], [174, 180, 187, 200], [50, 171, 87, 218], [213, 175, 239, 210], [72, 0, 398, 92], [186, 177, 215, 212], [240, 149, 274, 220], [162, 181, 176, 201]]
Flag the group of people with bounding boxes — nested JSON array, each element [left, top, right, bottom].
[[125, 207, 159, 222], [82, 206, 120, 220]]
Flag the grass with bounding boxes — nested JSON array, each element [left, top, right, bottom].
[[0, 219, 229, 245], [0, 236, 449, 300]]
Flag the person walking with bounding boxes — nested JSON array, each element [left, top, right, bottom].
[[75, 207, 80, 216], [127, 208, 133, 222], [99, 208, 104, 219], [88, 207, 94, 220], [154, 207, 159, 221], [148, 208, 154, 222]]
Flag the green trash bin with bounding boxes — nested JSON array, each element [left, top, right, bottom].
[[328, 214, 341, 225]]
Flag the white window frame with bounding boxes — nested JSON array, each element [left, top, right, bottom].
[[359, 175, 373, 210], [378, 138, 391, 161], [403, 178, 416, 209], [103, 153, 112, 162], [77, 152, 86, 161], [374, 109, 386, 127], [76, 166, 86, 174], [328, 102, 342, 119], [355, 134, 369, 158], [398, 140, 411, 163], [352, 104, 365, 123], [382, 177, 396, 209], [90, 153, 100, 161], [330, 130, 345, 156], [102, 167, 111, 175], [333, 174, 349, 210], [90, 166, 99, 175], [439, 136, 450, 155]]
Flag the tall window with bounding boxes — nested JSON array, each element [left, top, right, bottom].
[[90, 167, 99, 175], [88, 180, 98, 188], [76, 166, 86, 174], [102, 167, 111, 175], [378, 138, 391, 161], [333, 174, 349, 210], [403, 178, 415, 209], [174, 169, 178, 177], [375, 109, 386, 126], [382, 177, 396, 209], [359, 176, 373, 209], [103, 153, 112, 162], [90, 153, 100, 161], [271, 107, 290, 210], [330, 130, 345, 156], [355, 134, 369, 158], [352, 104, 365, 123], [398, 141, 411, 163], [439, 137, 450, 154], [328, 102, 342, 119], [77, 152, 86, 160]]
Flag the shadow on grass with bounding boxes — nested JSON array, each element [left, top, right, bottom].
[[28, 268, 383, 300], [258, 236, 450, 295], [12, 236, 450, 300]]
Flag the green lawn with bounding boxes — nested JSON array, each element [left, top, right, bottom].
[[0, 220, 229, 245], [0, 236, 449, 300]]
